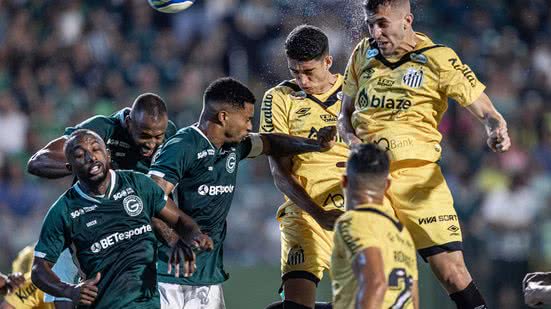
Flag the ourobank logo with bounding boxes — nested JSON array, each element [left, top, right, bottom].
[[90, 224, 152, 253]]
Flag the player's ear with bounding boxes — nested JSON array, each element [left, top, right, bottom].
[[404, 13, 414, 29], [66, 163, 72, 173], [325, 55, 333, 70], [125, 115, 133, 131], [217, 110, 228, 126], [384, 177, 391, 193]]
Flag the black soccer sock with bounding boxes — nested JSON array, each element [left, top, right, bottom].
[[265, 301, 332, 309], [449, 281, 487, 309]]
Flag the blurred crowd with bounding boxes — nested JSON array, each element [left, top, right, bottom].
[[0, 0, 550, 307]]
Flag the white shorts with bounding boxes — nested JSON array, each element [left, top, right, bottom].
[[44, 249, 80, 303], [159, 282, 225, 309]]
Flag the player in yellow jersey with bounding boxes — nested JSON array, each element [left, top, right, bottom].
[[260, 25, 349, 309], [332, 143, 418, 309], [0, 245, 53, 309], [338, 1, 511, 308]]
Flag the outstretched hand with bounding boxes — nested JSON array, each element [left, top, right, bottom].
[[317, 126, 337, 152], [487, 125, 511, 153], [168, 239, 196, 278], [0, 272, 24, 295], [71, 272, 101, 305]]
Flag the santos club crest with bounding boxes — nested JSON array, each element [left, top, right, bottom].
[[402, 68, 424, 88], [123, 195, 143, 217]]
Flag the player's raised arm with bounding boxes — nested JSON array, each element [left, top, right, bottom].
[[257, 125, 337, 157], [338, 94, 362, 146], [27, 136, 72, 178], [465, 92, 511, 153], [353, 247, 387, 309], [268, 155, 343, 230]]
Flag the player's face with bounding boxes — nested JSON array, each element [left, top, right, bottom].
[[365, 5, 412, 56], [127, 113, 169, 157], [223, 103, 254, 143], [67, 135, 110, 183], [287, 56, 333, 95]]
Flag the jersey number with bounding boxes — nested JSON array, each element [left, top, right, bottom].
[[388, 268, 413, 309]]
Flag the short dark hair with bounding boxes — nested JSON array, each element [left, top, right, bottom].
[[285, 25, 329, 62], [346, 143, 389, 178], [64, 129, 105, 159], [131, 93, 168, 119], [203, 77, 256, 110], [363, 0, 409, 12]]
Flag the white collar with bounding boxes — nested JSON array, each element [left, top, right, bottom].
[[190, 124, 215, 150], [74, 170, 117, 203]]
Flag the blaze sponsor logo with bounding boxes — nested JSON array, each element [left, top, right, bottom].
[[90, 224, 152, 253], [261, 94, 274, 132], [448, 58, 477, 87], [357, 89, 412, 111], [197, 184, 235, 196]]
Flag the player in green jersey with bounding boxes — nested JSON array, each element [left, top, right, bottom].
[[27, 92, 177, 178], [27, 92, 178, 309], [31, 130, 211, 309], [148, 77, 337, 309]]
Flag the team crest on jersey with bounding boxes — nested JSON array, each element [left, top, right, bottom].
[[226, 152, 236, 173], [402, 68, 424, 88], [287, 245, 305, 265], [289, 90, 307, 100], [123, 195, 143, 217], [366, 48, 379, 59]]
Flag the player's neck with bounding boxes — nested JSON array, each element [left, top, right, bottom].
[[345, 192, 384, 211], [79, 173, 111, 196], [197, 120, 225, 149], [393, 30, 418, 58], [309, 73, 337, 95]]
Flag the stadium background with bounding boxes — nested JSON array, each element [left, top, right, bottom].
[[0, 0, 550, 308]]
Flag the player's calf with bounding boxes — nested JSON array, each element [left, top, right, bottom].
[[428, 251, 487, 309]]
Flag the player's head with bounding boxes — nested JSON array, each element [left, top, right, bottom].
[[285, 25, 333, 95], [363, 0, 413, 57], [126, 93, 169, 157], [64, 129, 111, 184], [201, 77, 256, 143], [342, 143, 390, 209]]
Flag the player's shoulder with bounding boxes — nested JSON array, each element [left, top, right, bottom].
[[115, 170, 156, 189], [266, 79, 302, 97], [166, 126, 199, 145], [165, 119, 178, 139]]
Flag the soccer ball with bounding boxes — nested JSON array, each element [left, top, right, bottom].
[[147, 0, 195, 13]]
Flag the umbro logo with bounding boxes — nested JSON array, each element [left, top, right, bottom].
[[448, 225, 460, 233], [295, 108, 311, 118]]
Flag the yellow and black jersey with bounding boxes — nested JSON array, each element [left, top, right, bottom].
[[3, 245, 53, 309], [259, 75, 349, 213], [331, 204, 417, 309], [343, 32, 485, 162]]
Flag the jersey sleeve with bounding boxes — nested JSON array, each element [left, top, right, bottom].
[[343, 40, 366, 98], [236, 134, 264, 160], [259, 88, 290, 134], [34, 201, 69, 264], [63, 115, 115, 141], [334, 213, 379, 258], [148, 136, 189, 187], [437, 47, 486, 107], [11, 245, 34, 274], [133, 172, 167, 217]]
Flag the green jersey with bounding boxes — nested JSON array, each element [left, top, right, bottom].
[[35, 170, 167, 309], [149, 125, 262, 285], [64, 108, 178, 174]]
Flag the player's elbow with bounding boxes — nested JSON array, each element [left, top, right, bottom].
[[364, 277, 388, 300], [27, 155, 41, 176]]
